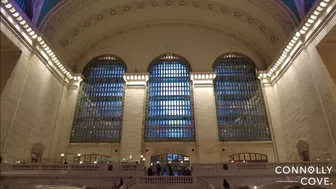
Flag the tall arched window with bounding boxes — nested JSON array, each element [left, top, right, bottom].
[[70, 55, 126, 143], [145, 54, 195, 142], [213, 53, 271, 141]]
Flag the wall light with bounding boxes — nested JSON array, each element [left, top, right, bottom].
[[320, 1, 327, 7]]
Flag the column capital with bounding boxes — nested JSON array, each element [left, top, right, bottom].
[[123, 72, 149, 86], [190, 72, 216, 86]]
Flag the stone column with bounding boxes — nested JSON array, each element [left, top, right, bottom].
[[120, 73, 148, 162], [48, 78, 81, 162], [192, 72, 220, 163]]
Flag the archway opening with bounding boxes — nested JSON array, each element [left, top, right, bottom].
[[150, 153, 190, 176]]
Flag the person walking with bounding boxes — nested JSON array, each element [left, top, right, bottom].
[[118, 178, 124, 188], [223, 179, 230, 189]]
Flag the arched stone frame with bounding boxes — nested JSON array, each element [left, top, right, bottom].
[[296, 139, 310, 162], [31, 142, 45, 163]]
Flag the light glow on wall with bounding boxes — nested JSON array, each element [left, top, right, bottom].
[[0, 0, 83, 83], [259, 0, 333, 83]]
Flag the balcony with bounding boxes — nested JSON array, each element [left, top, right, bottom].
[[1, 162, 335, 189]]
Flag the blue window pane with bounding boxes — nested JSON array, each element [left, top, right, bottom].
[[15, 0, 33, 20], [214, 53, 271, 141], [71, 55, 126, 143], [145, 54, 195, 142]]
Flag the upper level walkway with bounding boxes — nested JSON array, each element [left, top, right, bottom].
[[1, 162, 335, 189]]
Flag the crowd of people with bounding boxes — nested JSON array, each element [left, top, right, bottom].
[[146, 163, 191, 176]]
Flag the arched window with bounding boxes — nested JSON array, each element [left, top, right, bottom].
[[70, 55, 127, 143], [229, 153, 268, 163], [145, 54, 195, 142], [213, 52, 271, 141]]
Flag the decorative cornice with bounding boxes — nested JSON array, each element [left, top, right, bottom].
[[55, 0, 279, 48], [71, 20, 270, 70], [191, 72, 216, 85], [0, 0, 83, 83], [39, 0, 282, 47], [123, 72, 149, 86], [258, 0, 335, 85]]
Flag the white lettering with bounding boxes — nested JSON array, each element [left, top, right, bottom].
[[301, 177, 308, 185], [327, 166, 332, 174], [283, 166, 291, 174], [299, 166, 307, 174], [308, 178, 316, 185], [301, 178, 332, 186], [275, 166, 282, 174], [292, 166, 299, 174]]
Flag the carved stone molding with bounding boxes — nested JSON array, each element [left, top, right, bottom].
[[69, 20, 271, 70], [39, 0, 291, 47]]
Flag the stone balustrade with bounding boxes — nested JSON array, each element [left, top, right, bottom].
[[192, 162, 336, 176]]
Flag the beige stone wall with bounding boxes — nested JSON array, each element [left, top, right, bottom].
[[0, 24, 70, 163], [120, 86, 146, 162], [265, 18, 336, 162], [194, 85, 220, 163]]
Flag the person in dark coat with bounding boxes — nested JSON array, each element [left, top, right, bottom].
[[223, 179, 230, 189], [118, 178, 124, 188], [168, 164, 174, 176]]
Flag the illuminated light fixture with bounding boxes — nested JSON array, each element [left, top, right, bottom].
[[305, 22, 311, 27], [308, 19, 314, 24], [290, 39, 296, 44], [26, 28, 32, 32], [310, 15, 317, 20], [299, 29, 306, 34], [32, 34, 37, 39], [16, 16, 22, 21], [52, 57, 57, 61], [23, 24, 29, 28], [317, 6, 323, 11], [295, 32, 300, 37], [293, 36, 298, 41], [20, 20, 26, 25], [37, 37, 42, 42], [267, 73, 272, 77], [13, 12, 19, 17], [47, 50, 51, 54], [323, 0, 330, 2], [42, 44, 47, 48], [320, 1, 327, 7], [313, 10, 320, 16], [9, 8, 15, 12], [284, 48, 289, 53], [2, 0, 9, 3], [302, 26, 308, 31], [51, 54, 55, 58], [5, 3, 12, 9], [29, 31, 35, 36]]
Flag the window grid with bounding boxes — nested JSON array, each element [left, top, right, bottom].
[[214, 53, 271, 141], [70, 55, 126, 143], [228, 153, 268, 163], [145, 54, 195, 142]]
